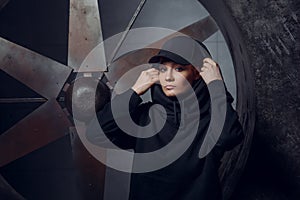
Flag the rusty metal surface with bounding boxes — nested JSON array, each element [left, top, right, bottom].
[[0, 38, 72, 100], [105, 16, 218, 87], [68, 0, 106, 72], [0, 99, 72, 167]]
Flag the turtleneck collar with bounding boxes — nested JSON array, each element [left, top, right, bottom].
[[150, 78, 210, 125]]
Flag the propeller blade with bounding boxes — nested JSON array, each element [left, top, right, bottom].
[[0, 99, 72, 167], [0, 38, 72, 99], [68, 0, 106, 72]]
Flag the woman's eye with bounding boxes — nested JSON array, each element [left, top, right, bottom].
[[175, 67, 184, 72], [159, 67, 167, 72]]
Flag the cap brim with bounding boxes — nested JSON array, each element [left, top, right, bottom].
[[148, 50, 190, 65]]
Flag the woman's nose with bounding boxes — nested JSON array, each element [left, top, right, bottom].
[[165, 69, 175, 82]]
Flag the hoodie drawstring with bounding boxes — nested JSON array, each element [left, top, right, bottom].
[[173, 100, 185, 126], [173, 102, 177, 124]]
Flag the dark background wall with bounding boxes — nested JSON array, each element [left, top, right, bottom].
[[224, 0, 300, 199], [0, 0, 299, 199]]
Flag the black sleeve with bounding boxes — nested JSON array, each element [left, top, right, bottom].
[[216, 100, 244, 151], [86, 89, 143, 150], [207, 80, 244, 155]]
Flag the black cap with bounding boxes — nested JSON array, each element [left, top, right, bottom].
[[149, 36, 211, 66]]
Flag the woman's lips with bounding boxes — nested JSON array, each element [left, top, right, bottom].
[[164, 85, 176, 90]]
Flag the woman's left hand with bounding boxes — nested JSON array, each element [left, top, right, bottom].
[[199, 58, 223, 84]]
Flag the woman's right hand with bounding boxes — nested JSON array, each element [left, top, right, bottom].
[[131, 68, 159, 95], [199, 58, 223, 85]]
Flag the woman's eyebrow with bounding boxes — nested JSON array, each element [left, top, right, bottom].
[[173, 64, 186, 68]]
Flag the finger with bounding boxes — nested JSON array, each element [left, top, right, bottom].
[[142, 69, 153, 76], [203, 58, 217, 66], [151, 73, 159, 79], [199, 65, 207, 72], [202, 62, 212, 69], [147, 71, 159, 76], [199, 67, 205, 72], [150, 75, 159, 80], [143, 70, 149, 75], [151, 76, 160, 83], [203, 57, 214, 64], [150, 63, 160, 69], [199, 71, 205, 77], [147, 68, 159, 72]]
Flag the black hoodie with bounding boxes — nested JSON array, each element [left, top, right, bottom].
[[87, 78, 244, 200]]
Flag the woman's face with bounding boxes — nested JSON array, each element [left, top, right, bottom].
[[158, 61, 200, 97]]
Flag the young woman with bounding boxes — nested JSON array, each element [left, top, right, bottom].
[[87, 36, 244, 199]]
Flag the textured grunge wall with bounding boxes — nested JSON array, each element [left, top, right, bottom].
[[223, 0, 300, 199]]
